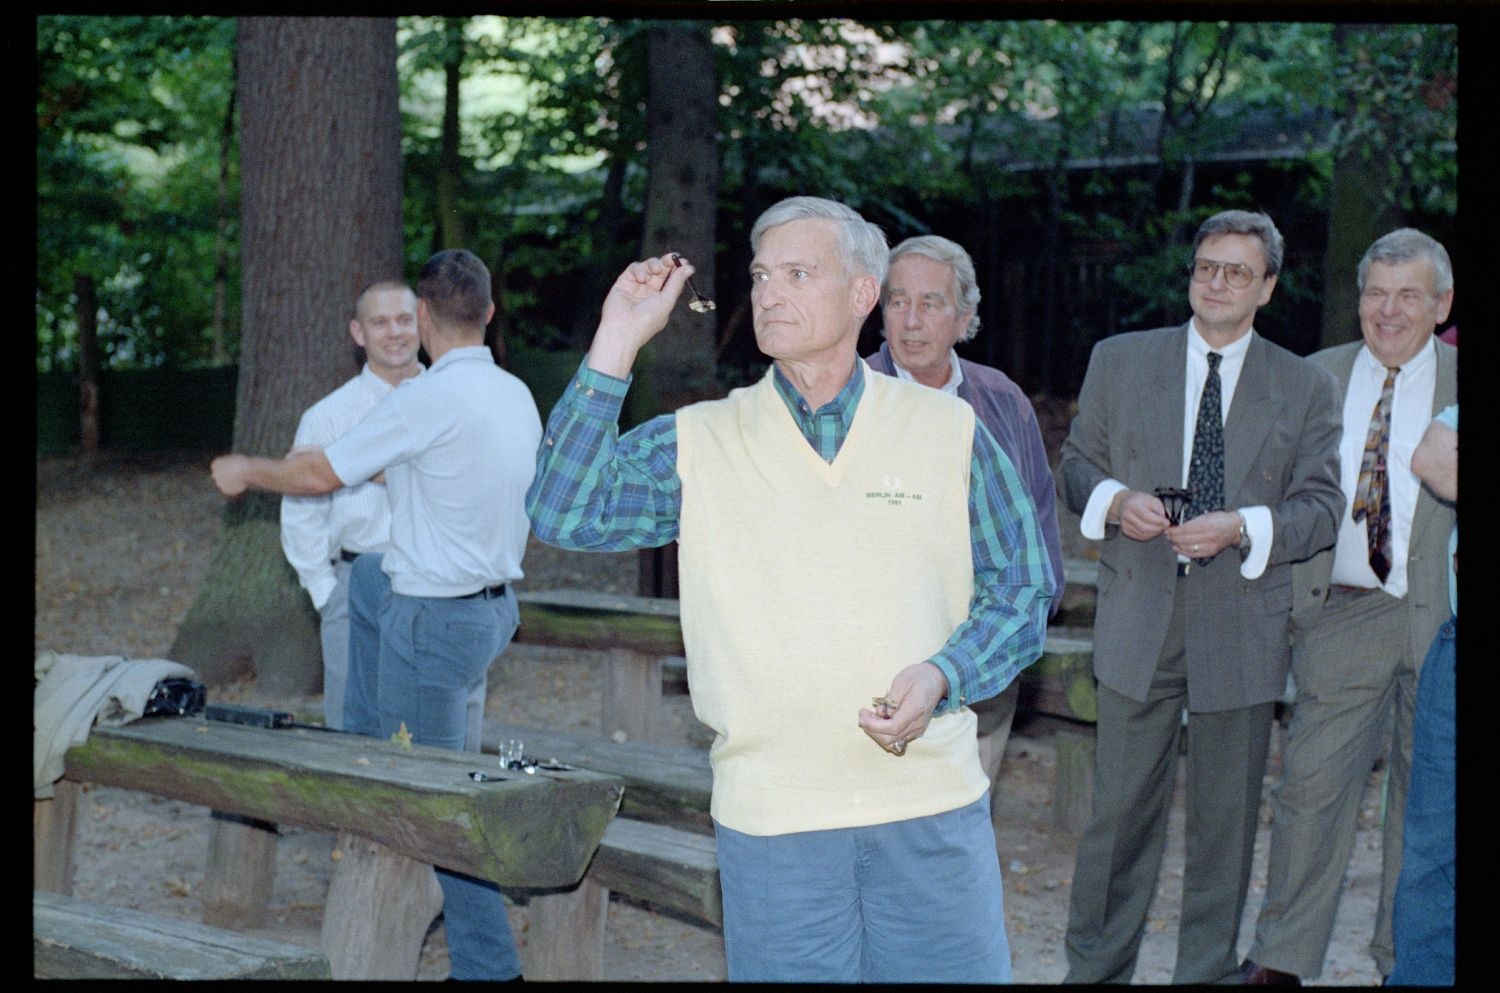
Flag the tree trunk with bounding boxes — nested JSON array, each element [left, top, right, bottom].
[[1319, 25, 1402, 351], [637, 22, 719, 413], [75, 274, 99, 456], [171, 17, 404, 693], [437, 17, 466, 251]]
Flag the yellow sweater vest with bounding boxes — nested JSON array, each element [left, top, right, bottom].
[[676, 363, 989, 835]]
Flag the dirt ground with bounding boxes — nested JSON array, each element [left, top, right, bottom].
[[35, 446, 1387, 983]]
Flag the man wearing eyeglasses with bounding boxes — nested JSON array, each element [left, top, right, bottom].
[[1059, 210, 1344, 984], [1241, 229, 1457, 986]]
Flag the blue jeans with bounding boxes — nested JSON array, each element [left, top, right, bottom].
[[714, 795, 1011, 983], [1389, 617, 1455, 985], [344, 553, 485, 748], [344, 554, 523, 981]]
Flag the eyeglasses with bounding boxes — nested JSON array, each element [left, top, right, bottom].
[[1189, 258, 1262, 289]]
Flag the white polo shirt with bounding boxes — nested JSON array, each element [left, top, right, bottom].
[[325, 346, 543, 598]]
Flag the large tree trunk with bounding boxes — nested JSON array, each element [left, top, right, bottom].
[[75, 274, 99, 457], [634, 22, 718, 600], [171, 18, 404, 693], [436, 17, 466, 251], [637, 22, 719, 413], [1319, 25, 1402, 351]]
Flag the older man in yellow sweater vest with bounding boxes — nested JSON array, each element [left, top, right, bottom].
[[528, 197, 1053, 982]]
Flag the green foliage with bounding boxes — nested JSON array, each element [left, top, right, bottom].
[[36, 16, 1457, 377], [1329, 24, 1457, 216], [37, 16, 237, 372]]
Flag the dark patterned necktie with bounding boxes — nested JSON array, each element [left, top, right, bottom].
[[1352, 366, 1399, 584], [1185, 352, 1225, 565]]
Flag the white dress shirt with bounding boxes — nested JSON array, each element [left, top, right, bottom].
[[889, 348, 965, 396], [280, 365, 419, 610], [1079, 321, 1272, 578], [1328, 337, 1438, 597]]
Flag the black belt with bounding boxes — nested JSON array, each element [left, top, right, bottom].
[[339, 549, 362, 564], [1330, 583, 1379, 596], [454, 583, 507, 600]]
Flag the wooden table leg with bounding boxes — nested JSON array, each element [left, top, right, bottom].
[[525, 878, 609, 980], [320, 834, 443, 980], [1053, 727, 1096, 835], [201, 812, 279, 929], [603, 648, 662, 744], [34, 780, 82, 894]]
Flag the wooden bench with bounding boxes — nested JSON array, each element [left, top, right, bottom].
[[34, 891, 331, 979], [481, 719, 720, 980], [515, 589, 682, 744], [35, 716, 623, 980]]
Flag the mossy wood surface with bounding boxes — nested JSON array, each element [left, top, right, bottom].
[[515, 589, 685, 656], [33, 891, 331, 979], [62, 717, 622, 887], [1017, 636, 1097, 723], [483, 719, 712, 833]]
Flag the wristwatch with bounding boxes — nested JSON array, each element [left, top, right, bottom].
[[1237, 511, 1252, 558]]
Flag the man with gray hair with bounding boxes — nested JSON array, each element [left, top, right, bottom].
[[868, 234, 1065, 817], [1059, 209, 1344, 983], [527, 196, 1053, 982], [1241, 228, 1457, 985]]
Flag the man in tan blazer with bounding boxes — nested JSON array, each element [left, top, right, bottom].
[[1060, 210, 1345, 984], [1242, 228, 1458, 985]]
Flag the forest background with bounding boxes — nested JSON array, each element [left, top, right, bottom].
[[36, 13, 1462, 689]]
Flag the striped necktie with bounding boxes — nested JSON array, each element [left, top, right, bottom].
[[1351, 366, 1399, 584]]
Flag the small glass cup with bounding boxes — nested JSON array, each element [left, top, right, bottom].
[[500, 739, 525, 770]]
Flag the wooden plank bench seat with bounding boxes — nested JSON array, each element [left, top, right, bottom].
[[34, 891, 331, 979], [36, 716, 624, 980]]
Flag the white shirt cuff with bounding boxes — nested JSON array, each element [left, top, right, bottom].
[[1080, 479, 1129, 540], [307, 573, 337, 612], [1237, 505, 1273, 580]]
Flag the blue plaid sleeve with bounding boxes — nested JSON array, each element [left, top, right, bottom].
[[525, 362, 682, 551], [926, 417, 1055, 715]]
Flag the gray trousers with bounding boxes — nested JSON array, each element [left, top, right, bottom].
[[317, 559, 355, 731], [1249, 588, 1419, 979], [973, 680, 1019, 820], [1065, 581, 1274, 984]]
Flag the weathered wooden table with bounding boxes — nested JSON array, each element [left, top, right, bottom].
[[35, 716, 624, 979]]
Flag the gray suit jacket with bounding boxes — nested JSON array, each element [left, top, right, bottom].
[[1289, 339, 1458, 659], [1060, 325, 1345, 711]]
